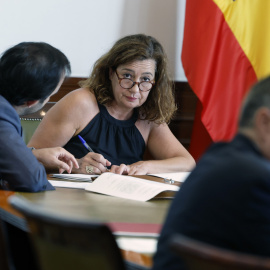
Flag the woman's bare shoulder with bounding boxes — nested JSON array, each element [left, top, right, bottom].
[[57, 87, 98, 113], [45, 88, 99, 132], [61, 87, 96, 104]]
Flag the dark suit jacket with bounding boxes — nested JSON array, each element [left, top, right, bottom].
[[0, 95, 54, 192], [152, 134, 270, 270]]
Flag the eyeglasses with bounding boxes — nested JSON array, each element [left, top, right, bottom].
[[115, 71, 155, 92]]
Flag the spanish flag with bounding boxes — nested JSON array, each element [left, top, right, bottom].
[[183, 0, 270, 160]]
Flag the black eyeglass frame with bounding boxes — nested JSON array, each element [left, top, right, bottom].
[[115, 71, 155, 92]]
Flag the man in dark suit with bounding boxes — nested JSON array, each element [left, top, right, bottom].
[[152, 76, 270, 270], [0, 42, 79, 192]]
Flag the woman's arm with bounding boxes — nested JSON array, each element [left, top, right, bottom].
[[110, 122, 195, 175], [28, 88, 110, 174], [29, 88, 97, 148]]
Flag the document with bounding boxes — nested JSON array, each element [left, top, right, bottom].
[[49, 180, 89, 189], [116, 236, 157, 255], [49, 172, 179, 202], [84, 173, 179, 201]]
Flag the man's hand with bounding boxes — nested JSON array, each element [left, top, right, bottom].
[[32, 147, 79, 173]]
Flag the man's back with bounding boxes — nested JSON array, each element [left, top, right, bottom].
[[153, 134, 270, 270]]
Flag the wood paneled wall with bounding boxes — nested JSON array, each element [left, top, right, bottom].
[[51, 78, 198, 150], [172, 82, 197, 149]]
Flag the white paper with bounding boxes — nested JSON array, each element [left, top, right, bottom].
[[116, 237, 157, 255], [148, 172, 190, 183], [49, 180, 88, 189], [85, 172, 179, 201]]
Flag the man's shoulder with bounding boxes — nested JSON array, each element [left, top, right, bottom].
[[0, 95, 21, 134], [0, 96, 17, 119], [189, 137, 269, 189], [204, 135, 259, 162]]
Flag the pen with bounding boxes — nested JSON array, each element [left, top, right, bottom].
[[78, 135, 94, 152], [78, 135, 109, 171]]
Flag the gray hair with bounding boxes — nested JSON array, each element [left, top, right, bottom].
[[239, 76, 270, 128]]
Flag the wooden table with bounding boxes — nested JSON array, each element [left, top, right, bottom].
[[0, 182, 172, 269]]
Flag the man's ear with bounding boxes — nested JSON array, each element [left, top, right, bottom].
[[25, 100, 39, 108], [255, 107, 270, 137]]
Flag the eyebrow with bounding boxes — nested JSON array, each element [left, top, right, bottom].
[[120, 68, 154, 77]]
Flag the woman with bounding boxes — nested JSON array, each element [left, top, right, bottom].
[[29, 34, 195, 175]]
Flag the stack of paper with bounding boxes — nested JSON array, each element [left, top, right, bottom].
[[49, 172, 180, 201], [51, 174, 98, 182]]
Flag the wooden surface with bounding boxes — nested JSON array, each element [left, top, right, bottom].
[[14, 188, 170, 225], [0, 179, 173, 268]]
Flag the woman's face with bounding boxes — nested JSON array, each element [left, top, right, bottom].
[[109, 59, 156, 110]]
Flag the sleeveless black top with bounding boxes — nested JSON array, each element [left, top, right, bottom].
[[64, 103, 146, 166]]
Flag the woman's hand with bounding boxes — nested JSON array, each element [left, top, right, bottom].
[[32, 147, 79, 174], [110, 161, 150, 175], [73, 152, 111, 174]]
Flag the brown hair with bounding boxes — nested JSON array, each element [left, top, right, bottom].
[[79, 34, 177, 124]]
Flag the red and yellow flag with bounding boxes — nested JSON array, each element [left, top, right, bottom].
[[182, 0, 270, 160]]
